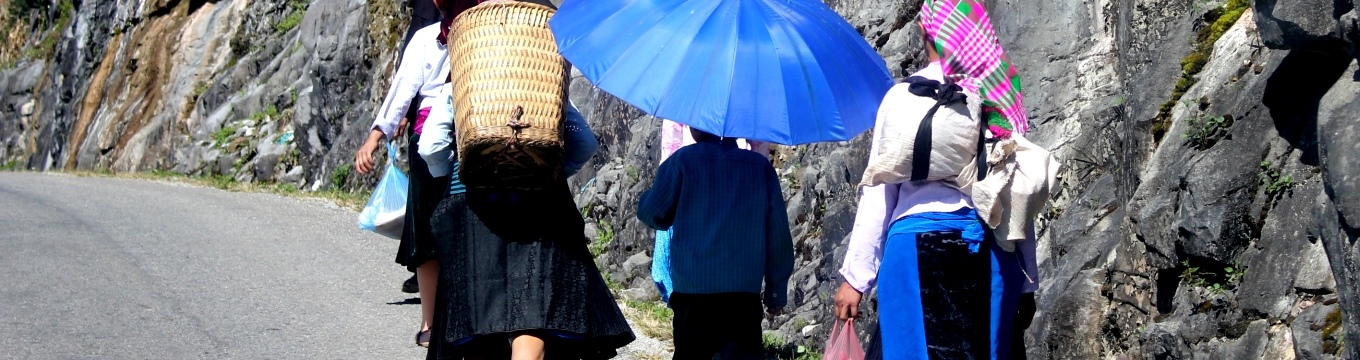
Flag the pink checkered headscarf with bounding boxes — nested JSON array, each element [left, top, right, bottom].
[[921, 0, 1027, 138]]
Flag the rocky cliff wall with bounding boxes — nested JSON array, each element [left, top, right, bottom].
[[2, 0, 1358, 358], [0, 0, 407, 191]]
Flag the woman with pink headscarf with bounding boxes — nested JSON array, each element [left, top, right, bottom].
[[833, 0, 1031, 358]]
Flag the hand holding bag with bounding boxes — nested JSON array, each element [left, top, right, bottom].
[[357, 142, 409, 239], [823, 319, 865, 360]]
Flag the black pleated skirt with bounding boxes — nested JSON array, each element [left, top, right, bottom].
[[395, 130, 450, 271], [426, 188, 635, 360]]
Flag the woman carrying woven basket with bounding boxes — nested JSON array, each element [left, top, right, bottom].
[[417, 1, 636, 359]]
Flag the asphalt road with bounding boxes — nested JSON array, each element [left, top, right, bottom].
[[0, 172, 427, 359]]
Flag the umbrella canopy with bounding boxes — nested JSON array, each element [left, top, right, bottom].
[[549, 0, 894, 145]]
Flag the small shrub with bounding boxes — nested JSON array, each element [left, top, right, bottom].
[[213, 126, 237, 145], [193, 82, 210, 98], [329, 164, 352, 190], [1259, 161, 1295, 196], [590, 220, 614, 256], [274, 9, 305, 33], [1224, 261, 1246, 285], [208, 174, 235, 189], [1179, 260, 1206, 288], [1181, 114, 1232, 149], [763, 333, 821, 360], [250, 105, 280, 122], [625, 166, 640, 184], [275, 183, 299, 193]]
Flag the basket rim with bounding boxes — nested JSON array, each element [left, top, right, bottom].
[[452, 1, 557, 24]]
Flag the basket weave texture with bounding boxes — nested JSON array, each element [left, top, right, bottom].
[[449, 1, 569, 190]]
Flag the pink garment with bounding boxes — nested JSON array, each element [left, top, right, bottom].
[[414, 107, 431, 135], [658, 120, 769, 163], [837, 66, 976, 294]]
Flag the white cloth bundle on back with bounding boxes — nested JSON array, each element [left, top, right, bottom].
[[958, 135, 1059, 249], [859, 63, 983, 188]]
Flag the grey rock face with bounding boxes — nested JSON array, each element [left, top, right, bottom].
[[1316, 59, 1360, 359], [1254, 0, 1357, 50]]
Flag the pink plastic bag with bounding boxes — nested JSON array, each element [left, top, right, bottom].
[[823, 320, 866, 360]]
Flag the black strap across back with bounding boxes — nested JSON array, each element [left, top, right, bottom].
[[904, 76, 988, 182]]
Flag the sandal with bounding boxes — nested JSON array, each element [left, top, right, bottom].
[[415, 329, 431, 348]]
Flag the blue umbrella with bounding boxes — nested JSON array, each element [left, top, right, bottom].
[[549, 0, 894, 145]]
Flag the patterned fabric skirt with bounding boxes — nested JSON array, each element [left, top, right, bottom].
[[425, 190, 635, 360], [876, 213, 1024, 360]]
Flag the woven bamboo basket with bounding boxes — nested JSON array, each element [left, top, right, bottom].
[[449, 1, 569, 190]]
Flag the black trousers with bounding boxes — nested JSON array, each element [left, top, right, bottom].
[[1010, 293, 1036, 360], [670, 292, 763, 360]]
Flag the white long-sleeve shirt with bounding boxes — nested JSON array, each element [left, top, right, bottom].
[[370, 24, 449, 138], [838, 62, 976, 294]]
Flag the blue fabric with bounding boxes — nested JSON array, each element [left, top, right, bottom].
[[561, 103, 597, 178], [877, 210, 1023, 359], [991, 248, 1024, 359], [549, 0, 894, 145], [887, 208, 989, 253], [652, 228, 674, 303], [446, 159, 465, 195], [636, 141, 794, 307]]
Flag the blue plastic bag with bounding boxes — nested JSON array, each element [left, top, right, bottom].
[[357, 143, 408, 239]]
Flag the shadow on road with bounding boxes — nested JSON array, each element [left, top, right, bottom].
[[387, 298, 421, 305]]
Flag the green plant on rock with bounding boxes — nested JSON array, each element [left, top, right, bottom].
[[1150, 0, 1250, 142], [1181, 113, 1232, 149], [250, 105, 280, 122], [280, 147, 301, 167], [1179, 260, 1207, 288], [1207, 282, 1226, 294], [1259, 161, 1294, 196], [1322, 308, 1345, 355], [6, 0, 49, 19], [208, 174, 236, 189], [625, 166, 640, 184], [589, 220, 614, 256], [17, 0, 73, 61], [763, 333, 822, 360], [274, 0, 310, 34], [213, 125, 238, 145], [329, 164, 352, 190], [275, 182, 299, 193], [1223, 261, 1246, 287], [193, 82, 210, 99]]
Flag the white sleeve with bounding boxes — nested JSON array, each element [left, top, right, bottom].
[[417, 86, 455, 177]]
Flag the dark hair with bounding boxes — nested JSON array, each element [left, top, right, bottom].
[[688, 127, 719, 143]]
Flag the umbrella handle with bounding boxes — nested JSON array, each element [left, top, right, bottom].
[[506, 106, 529, 150]]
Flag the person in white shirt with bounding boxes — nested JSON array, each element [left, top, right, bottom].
[[351, 0, 458, 348]]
